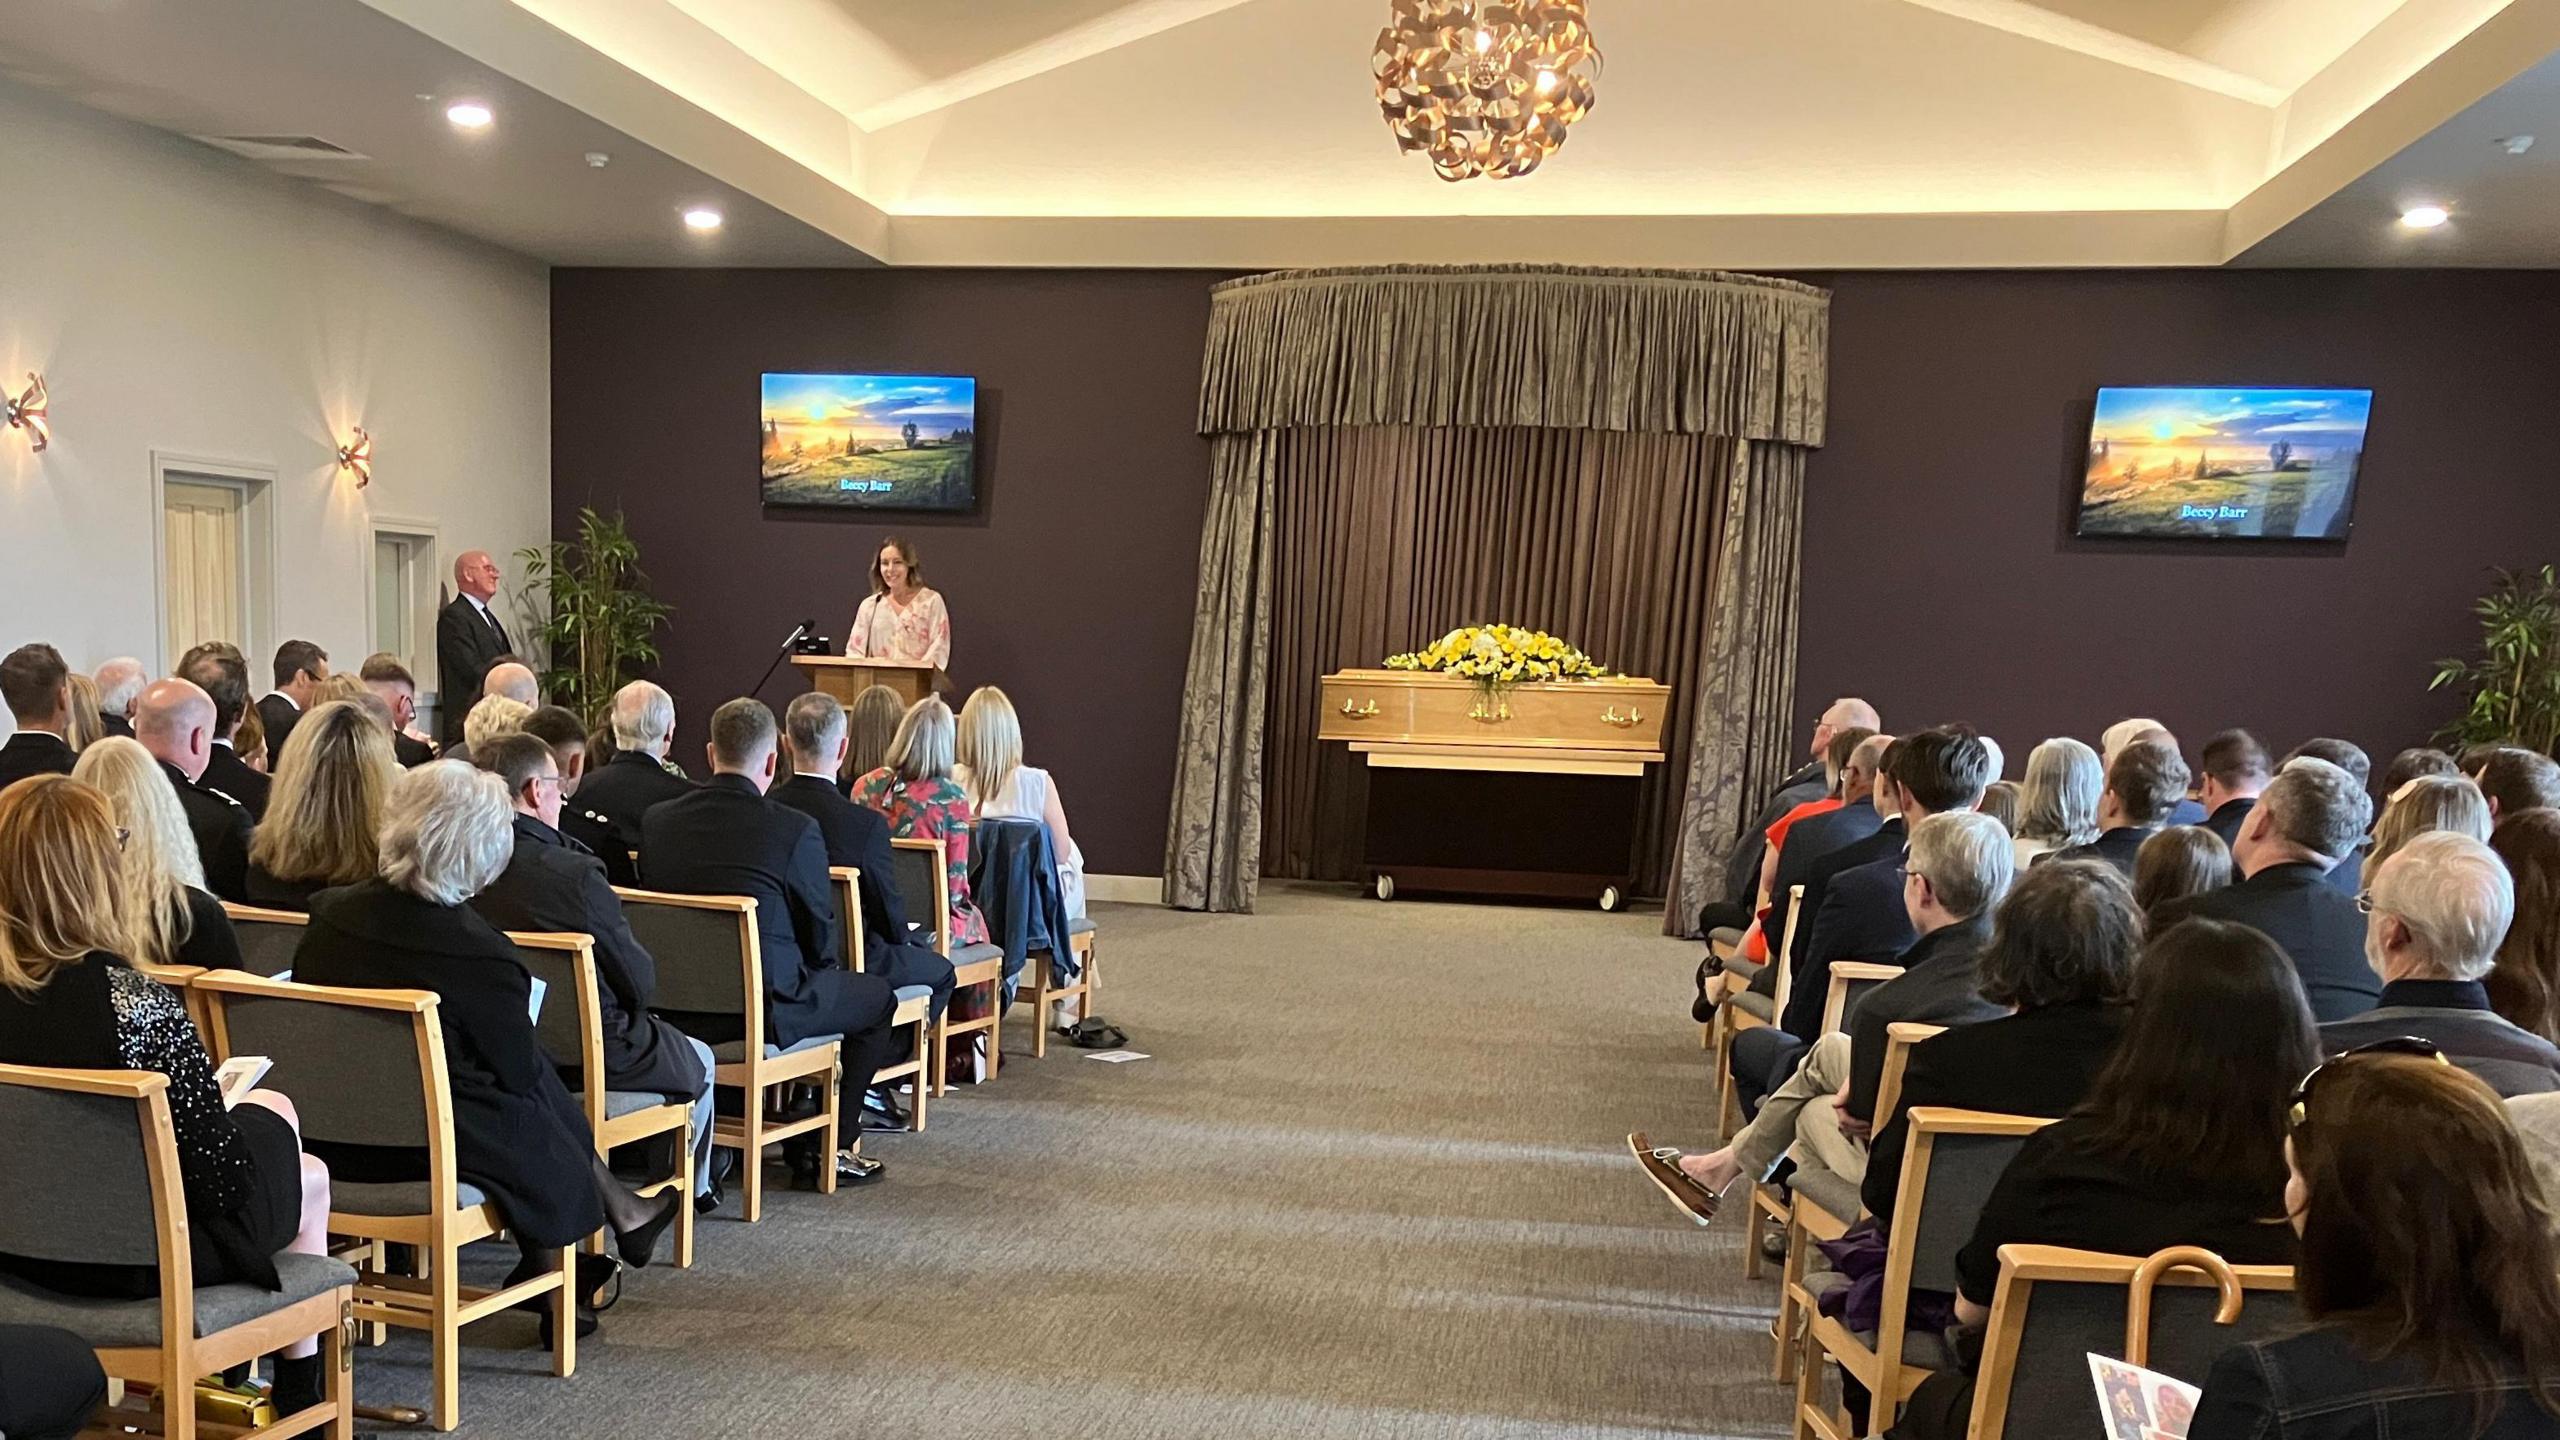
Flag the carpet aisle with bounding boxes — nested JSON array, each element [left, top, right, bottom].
[[352, 883, 1791, 1437]]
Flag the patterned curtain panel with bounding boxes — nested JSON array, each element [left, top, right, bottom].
[[1165, 266, 1829, 918]]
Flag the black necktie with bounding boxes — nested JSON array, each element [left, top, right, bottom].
[[486, 607, 508, 650]]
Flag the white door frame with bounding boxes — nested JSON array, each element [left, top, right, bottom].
[[149, 452, 278, 676], [365, 513, 443, 718]]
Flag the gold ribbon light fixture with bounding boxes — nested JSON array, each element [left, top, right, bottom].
[[1374, 0, 1601, 182], [4, 372, 47, 453]]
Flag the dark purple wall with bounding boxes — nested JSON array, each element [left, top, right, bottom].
[[549, 268, 1218, 874], [552, 266, 2560, 875], [1794, 270, 2560, 773]]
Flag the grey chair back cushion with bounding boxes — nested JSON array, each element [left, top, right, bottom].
[[231, 919, 304, 978], [223, 993, 429, 1147], [888, 846, 939, 929], [623, 903, 745, 1016], [1841, 975, 1891, 1024], [510, 942, 587, 1072], [1909, 1130, 2034, 1293], [2001, 1276, 2293, 1435], [0, 1082, 163, 1266]]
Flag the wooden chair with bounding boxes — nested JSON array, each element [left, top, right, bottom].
[[1792, 1106, 2055, 1440], [888, 837, 1006, 1096], [826, 866, 934, 1132], [615, 888, 843, 1223], [220, 901, 309, 977], [192, 973, 573, 1433], [1020, 918, 1098, 1059], [1969, 1244, 2295, 1440], [0, 1063, 358, 1440], [964, 818, 1099, 1061], [1700, 926, 1744, 1050], [1743, 960, 1905, 1289], [1715, 885, 1803, 1143], [506, 930, 697, 1268], [1770, 1020, 1941, 1383]]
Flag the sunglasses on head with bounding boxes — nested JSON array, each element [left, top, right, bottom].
[[2288, 1036, 2448, 1128]]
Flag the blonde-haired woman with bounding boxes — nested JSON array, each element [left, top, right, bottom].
[[956, 686, 1087, 920], [0, 774, 339, 1416], [2365, 772, 2493, 888], [840, 683, 906, 793], [71, 736, 245, 973], [246, 700, 398, 911], [850, 697, 988, 946], [64, 672, 108, 752], [843, 535, 951, 669]]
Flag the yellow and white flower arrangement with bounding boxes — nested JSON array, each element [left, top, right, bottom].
[[1383, 624, 1611, 690]]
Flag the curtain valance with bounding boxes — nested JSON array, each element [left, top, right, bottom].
[[1198, 264, 1829, 445]]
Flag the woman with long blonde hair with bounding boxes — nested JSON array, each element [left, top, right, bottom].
[[70, 736, 244, 972], [0, 774, 339, 1416], [246, 700, 398, 911], [956, 685, 1087, 920], [2367, 773, 2493, 890], [64, 672, 107, 752]]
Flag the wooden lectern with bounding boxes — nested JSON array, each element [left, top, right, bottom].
[[792, 655, 950, 707]]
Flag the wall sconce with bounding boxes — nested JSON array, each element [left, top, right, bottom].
[[336, 426, 372, 487], [4, 373, 47, 453]]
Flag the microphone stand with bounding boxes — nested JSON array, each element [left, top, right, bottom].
[[749, 620, 812, 700]]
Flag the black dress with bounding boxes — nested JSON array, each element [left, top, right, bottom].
[[290, 881, 605, 1248], [0, 955, 301, 1296], [244, 861, 338, 913]]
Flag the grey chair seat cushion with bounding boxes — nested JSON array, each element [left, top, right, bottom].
[[950, 942, 1005, 967], [1732, 989, 1776, 1022], [0, 1252, 354, 1346], [599, 1090, 676, 1120], [1067, 918, 1095, 938], [709, 1033, 841, 1065], [1708, 925, 1745, 950], [1790, 1162, 1861, 1224], [333, 1179, 488, 1216], [1726, 953, 1767, 984], [1807, 1270, 1958, 1370], [892, 985, 933, 1005]]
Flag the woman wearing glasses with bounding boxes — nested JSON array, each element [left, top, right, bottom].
[[2188, 1044, 2560, 1439]]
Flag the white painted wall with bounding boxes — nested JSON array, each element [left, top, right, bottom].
[[0, 78, 547, 733]]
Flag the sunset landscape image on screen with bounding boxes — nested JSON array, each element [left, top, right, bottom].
[[760, 373, 977, 511], [2078, 387, 2372, 540]]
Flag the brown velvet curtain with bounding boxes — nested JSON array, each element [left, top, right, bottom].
[[1259, 425, 1739, 893]]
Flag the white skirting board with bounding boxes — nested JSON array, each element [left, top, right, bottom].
[[1085, 873, 1163, 905]]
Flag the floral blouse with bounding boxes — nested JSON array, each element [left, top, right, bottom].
[[850, 767, 988, 947], [845, 586, 951, 669]]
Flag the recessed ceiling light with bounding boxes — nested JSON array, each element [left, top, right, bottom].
[[445, 101, 493, 130], [682, 207, 723, 231], [2498, 135, 2536, 156], [584, 151, 611, 169], [2399, 205, 2450, 230]]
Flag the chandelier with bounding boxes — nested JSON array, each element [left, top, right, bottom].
[[1373, 1, 1600, 182]]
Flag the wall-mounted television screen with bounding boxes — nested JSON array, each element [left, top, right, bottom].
[[2076, 386, 2372, 541], [760, 372, 978, 512]]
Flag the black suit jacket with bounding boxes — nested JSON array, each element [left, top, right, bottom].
[[199, 742, 270, 822], [160, 759, 253, 904], [1843, 914, 2002, 1124], [1862, 1000, 2131, 1222], [2045, 825, 2152, 879], [770, 773, 913, 950], [2318, 979, 2560, 1098], [393, 731, 435, 769], [468, 814, 707, 1099], [639, 774, 848, 1049], [253, 694, 301, 770], [1783, 847, 1917, 1040], [1783, 816, 1906, 970], [101, 712, 133, 740], [573, 751, 694, 886], [2154, 861, 2381, 1022], [0, 731, 75, 789], [1721, 761, 1830, 910], [2204, 796, 2256, 848], [435, 596, 513, 744], [1748, 799, 1884, 997]]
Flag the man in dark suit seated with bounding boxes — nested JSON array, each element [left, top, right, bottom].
[[360, 653, 438, 767], [132, 678, 255, 903], [2322, 831, 2560, 1097], [640, 698, 901, 1189], [0, 644, 77, 788], [2047, 736, 2186, 878], [467, 734, 723, 1211], [1634, 810, 2015, 1221], [2476, 746, 2560, 824], [572, 680, 693, 887], [435, 549, 514, 747], [177, 648, 270, 820], [1862, 859, 2141, 1223], [1701, 697, 1881, 935], [2197, 728, 2270, 848], [92, 657, 144, 741], [254, 639, 329, 770], [2154, 755, 2380, 1022], [2282, 737, 2372, 894]]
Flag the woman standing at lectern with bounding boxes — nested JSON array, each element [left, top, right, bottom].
[[845, 536, 951, 670]]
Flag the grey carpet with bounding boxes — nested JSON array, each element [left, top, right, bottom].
[[350, 884, 1791, 1437]]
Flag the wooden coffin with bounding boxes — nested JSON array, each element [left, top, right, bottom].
[[1316, 668, 1671, 759]]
